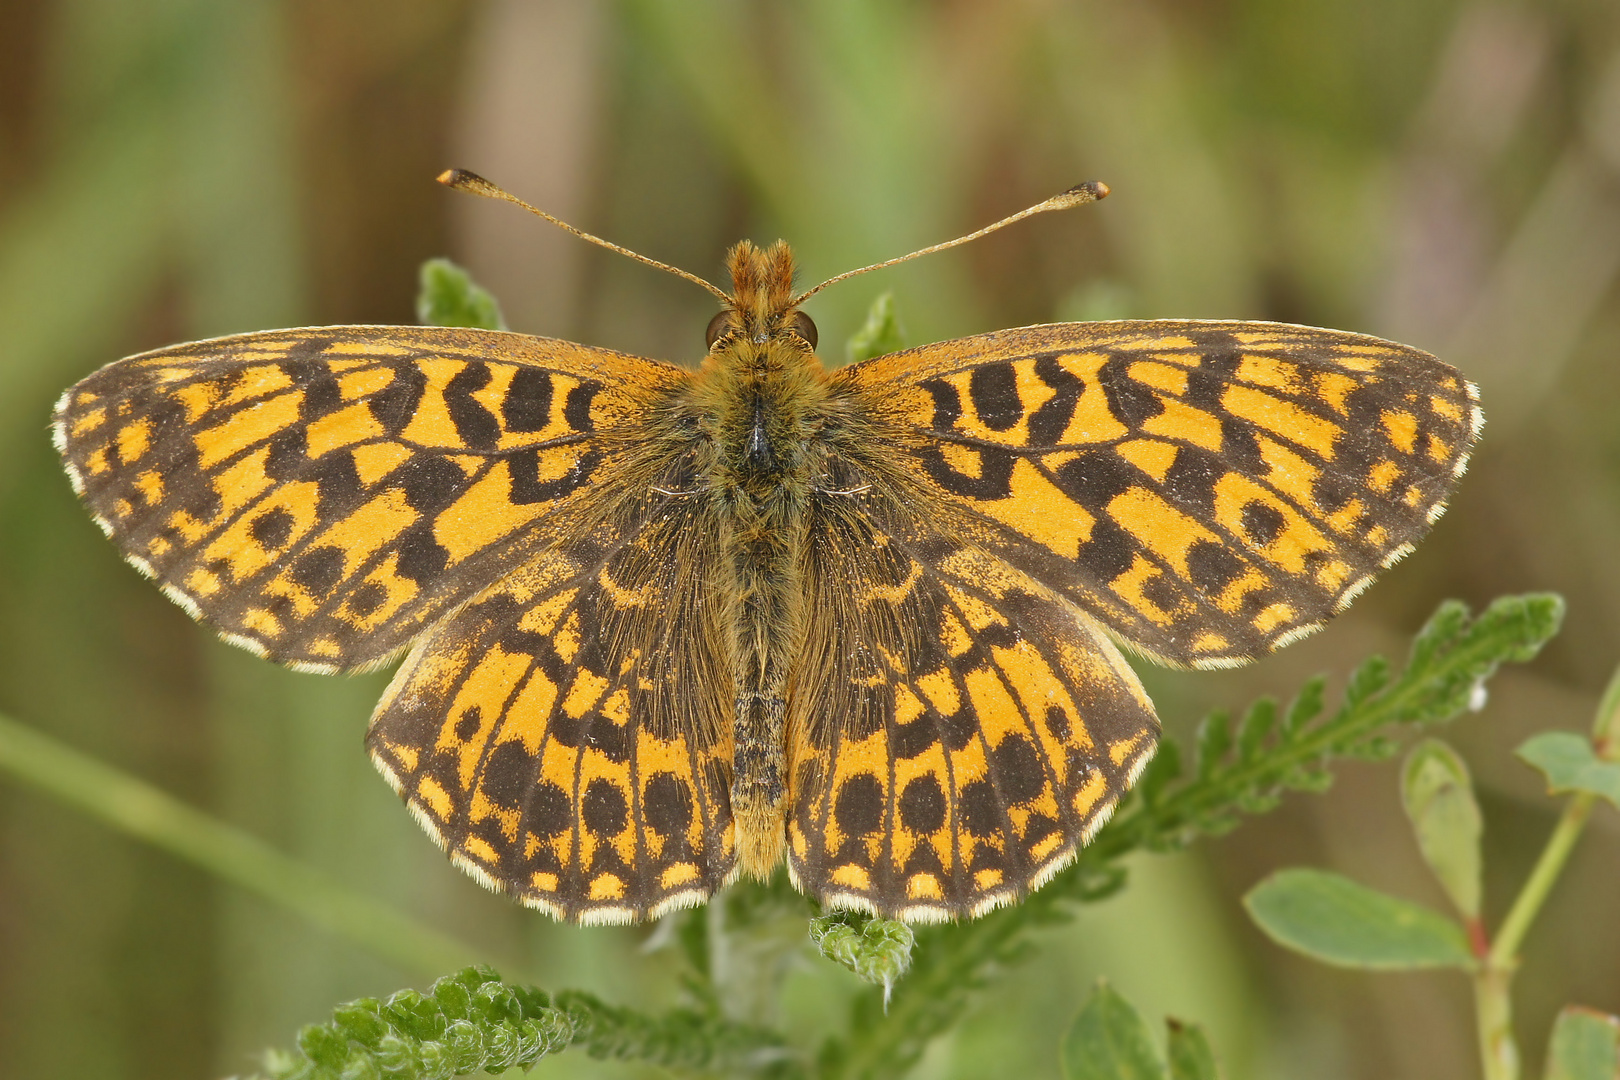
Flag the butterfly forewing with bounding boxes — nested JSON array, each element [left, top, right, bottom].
[[838, 320, 1481, 668], [53, 326, 684, 671]]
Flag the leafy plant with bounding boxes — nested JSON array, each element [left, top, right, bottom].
[[1245, 665, 1620, 1080], [1060, 982, 1223, 1080]]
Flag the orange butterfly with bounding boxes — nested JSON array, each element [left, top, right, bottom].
[[54, 172, 1478, 923]]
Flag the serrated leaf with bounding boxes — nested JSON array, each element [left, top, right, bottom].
[[1234, 791, 1280, 814], [1544, 1006, 1620, 1080], [1465, 593, 1566, 665], [1281, 676, 1326, 736], [1401, 740, 1483, 918], [1343, 656, 1391, 709], [1195, 711, 1232, 781], [297, 1023, 349, 1069], [1061, 982, 1168, 1080], [1344, 735, 1400, 761], [1236, 699, 1276, 762], [1517, 733, 1620, 809], [1282, 762, 1333, 794], [332, 1000, 387, 1047], [1243, 868, 1476, 970], [1136, 739, 1183, 805], [845, 291, 906, 363], [416, 257, 506, 330], [1165, 1019, 1222, 1080], [1406, 599, 1471, 672], [1191, 809, 1242, 835], [810, 911, 914, 1001], [1073, 860, 1130, 903]]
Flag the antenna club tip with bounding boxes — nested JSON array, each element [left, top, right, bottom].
[[1049, 180, 1109, 209], [438, 168, 494, 194]]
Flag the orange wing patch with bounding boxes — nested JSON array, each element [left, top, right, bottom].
[[838, 320, 1480, 668], [786, 488, 1158, 920], [53, 326, 685, 671], [367, 500, 736, 924]]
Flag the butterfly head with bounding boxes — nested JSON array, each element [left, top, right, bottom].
[[704, 240, 818, 358]]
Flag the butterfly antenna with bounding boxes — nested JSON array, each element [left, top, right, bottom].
[[790, 181, 1110, 307], [438, 169, 734, 306]]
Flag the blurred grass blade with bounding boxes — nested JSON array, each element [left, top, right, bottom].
[[1401, 739, 1484, 918], [1516, 732, 1620, 809], [1165, 1019, 1222, 1080], [1244, 868, 1476, 970], [1544, 1007, 1620, 1080], [1061, 981, 1168, 1080], [0, 710, 482, 975]]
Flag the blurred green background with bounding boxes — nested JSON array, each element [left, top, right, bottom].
[[2, 1, 1619, 1077]]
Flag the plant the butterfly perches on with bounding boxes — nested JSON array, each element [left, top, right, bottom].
[[52, 170, 1481, 924]]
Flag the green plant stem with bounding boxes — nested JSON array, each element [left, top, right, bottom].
[[0, 710, 486, 976], [1474, 965, 1519, 1080], [1489, 792, 1597, 969], [1472, 791, 1597, 1080]]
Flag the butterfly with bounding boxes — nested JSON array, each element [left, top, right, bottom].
[[52, 171, 1480, 925]]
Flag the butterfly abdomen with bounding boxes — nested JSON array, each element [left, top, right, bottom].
[[691, 292, 840, 877]]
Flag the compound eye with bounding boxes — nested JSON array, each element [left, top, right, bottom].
[[705, 310, 736, 348], [789, 310, 818, 349]]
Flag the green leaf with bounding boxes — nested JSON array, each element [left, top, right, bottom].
[[1544, 1006, 1620, 1080], [1401, 740, 1483, 918], [297, 1023, 349, 1069], [844, 291, 906, 363], [1517, 732, 1620, 809], [1472, 593, 1566, 666], [809, 911, 914, 1003], [1236, 698, 1277, 761], [1243, 868, 1476, 970], [1135, 737, 1182, 807], [246, 966, 798, 1079], [1061, 982, 1168, 1080], [1165, 1019, 1222, 1080], [1280, 676, 1326, 736], [1194, 710, 1232, 781], [1342, 655, 1390, 709], [1406, 598, 1471, 672], [416, 257, 506, 330]]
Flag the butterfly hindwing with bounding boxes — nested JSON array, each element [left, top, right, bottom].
[[366, 493, 736, 924], [785, 478, 1159, 920], [837, 320, 1481, 668], [53, 326, 684, 671]]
